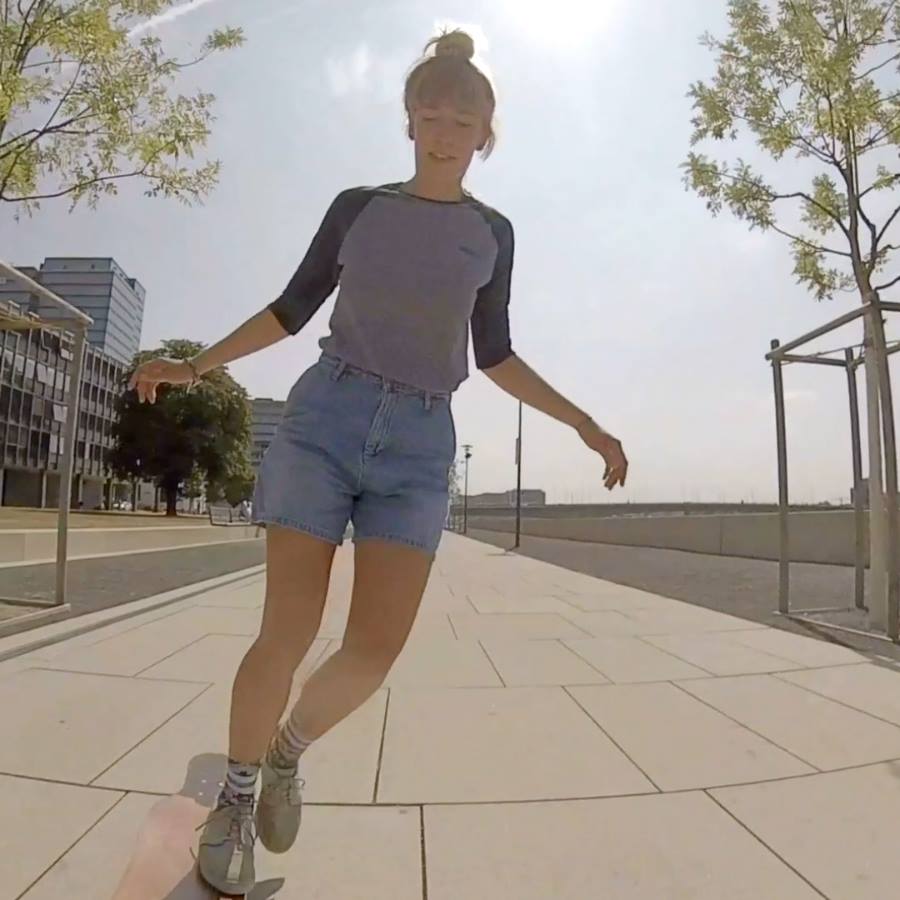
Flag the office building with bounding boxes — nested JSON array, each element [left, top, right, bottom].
[[251, 398, 285, 468], [466, 489, 547, 508], [20, 257, 146, 366], [0, 297, 128, 509]]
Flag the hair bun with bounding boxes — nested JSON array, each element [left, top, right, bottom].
[[432, 29, 475, 61]]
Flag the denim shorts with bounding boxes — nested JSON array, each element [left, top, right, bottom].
[[252, 352, 457, 555]]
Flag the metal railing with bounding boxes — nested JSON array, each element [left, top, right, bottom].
[[767, 294, 899, 642], [0, 260, 93, 614]]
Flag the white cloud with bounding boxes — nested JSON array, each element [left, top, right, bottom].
[[128, 0, 222, 38], [323, 43, 408, 104], [324, 43, 372, 97]]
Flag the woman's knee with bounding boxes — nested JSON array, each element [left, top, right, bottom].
[[251, 628, 317, 670], [339, 634, 405, 681]]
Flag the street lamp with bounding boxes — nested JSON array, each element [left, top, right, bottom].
[[514, 400, 523, 549], [461, 443, 473, 534]]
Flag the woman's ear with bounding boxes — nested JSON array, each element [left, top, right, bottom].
[[407, 120, 415, 140]]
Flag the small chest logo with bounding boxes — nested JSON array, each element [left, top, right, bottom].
[[459, 244, 480, 258]]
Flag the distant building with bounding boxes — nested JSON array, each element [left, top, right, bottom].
[[12, 257, 146, 366], [251, 398, 285, 469], [466, 489, 546, 508], [0, 297, 130, 509]]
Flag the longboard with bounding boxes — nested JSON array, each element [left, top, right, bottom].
[[110, 795, 282, 899]]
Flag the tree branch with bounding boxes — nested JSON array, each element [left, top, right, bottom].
[[860, 174, 900, 198], [0, 142, 179, 204], [874, 272, 900, 291], [860, 0, 899, 46], [854, 50, 900, 82], [770, 189, 851, 239], [0, 60, 87, 197], [877, 206, 900, 246], [20, 57, 78, 71], [769, 223, 852, 257]]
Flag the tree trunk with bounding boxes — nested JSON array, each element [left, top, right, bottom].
[[863, 317, 889, 628], [165, 486, 178, 517]]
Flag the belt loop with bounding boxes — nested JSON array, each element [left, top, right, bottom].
[[424, 391, 433, 411], [330, 360, 347, 382]]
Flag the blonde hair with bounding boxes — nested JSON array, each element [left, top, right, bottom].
[[404, 28, 497, 160]]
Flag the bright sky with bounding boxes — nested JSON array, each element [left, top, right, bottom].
[[3, 0, 897, 505]]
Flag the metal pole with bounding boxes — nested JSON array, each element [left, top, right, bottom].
[[771, 339, 790, 614], [55, 326, 86, 607], [846, 348, 867, 611], [462, 444, 472, 535], [514, 400, 522, 550], [866, 297, 899, 641]]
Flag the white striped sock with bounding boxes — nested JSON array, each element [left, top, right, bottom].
[[271, 717, 313, 768], [220, 759, 260, 806]]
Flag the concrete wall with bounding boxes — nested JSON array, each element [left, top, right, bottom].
[[466, 510, 869, 567], [0, 523, 261, 565]]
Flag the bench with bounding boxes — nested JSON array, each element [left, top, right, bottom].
[[208, 506, 248, 527]]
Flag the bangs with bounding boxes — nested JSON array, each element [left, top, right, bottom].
[[408, 60, 492, 115]]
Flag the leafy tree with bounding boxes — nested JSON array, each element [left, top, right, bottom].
[[182, 465, 205, 513], [207, 458, 255, 508], [0, 1, 243, 211], [684, 0, 900, 303], [683, 0, 900, 619], [109, 339, 251, 516]]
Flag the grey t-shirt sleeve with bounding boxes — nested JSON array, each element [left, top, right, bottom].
[[471, 212, 515, 370], [267, 188, 368, 335]]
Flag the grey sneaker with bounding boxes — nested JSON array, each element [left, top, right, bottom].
[[196, 801, 256, 894], [257, 757, 304, 853]]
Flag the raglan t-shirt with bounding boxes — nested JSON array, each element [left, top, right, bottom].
[[267, 182, 515, 394]]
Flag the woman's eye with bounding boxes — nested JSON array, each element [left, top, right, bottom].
[[456, 121, 473, 128]]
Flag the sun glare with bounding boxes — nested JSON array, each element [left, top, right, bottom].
[[501, 0, 621, 47]]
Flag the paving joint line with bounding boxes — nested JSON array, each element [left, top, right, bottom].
[[668, 680, 823, 774], [372, 688, 391, 803], [703, 790, 830, 899], [561, 685, 663, 793]]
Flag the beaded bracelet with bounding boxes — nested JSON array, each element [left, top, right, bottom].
[[185, 358, 201, 390]]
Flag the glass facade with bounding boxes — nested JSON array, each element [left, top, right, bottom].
[[0, 300, 126, 495]]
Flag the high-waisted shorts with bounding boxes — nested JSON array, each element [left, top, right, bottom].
[[252, 352, 457, 555]]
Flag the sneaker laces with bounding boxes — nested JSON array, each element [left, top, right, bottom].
[[274, 769, 305, 806], [196, 803, 257, 848]]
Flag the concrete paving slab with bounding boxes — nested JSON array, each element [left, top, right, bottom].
[[681, 674, 900, 770], [424, 793, 824, 899], [0, 774, 123, 900], [0, 668, 205, 782], [480, 637, 610, 686], [644, 632, 804, 675], [377, 686, 656, 803], [449, 611, 592, 641], [713, 762, 900, 900], [777, 663, 900, 726], [569, 682, 814, 789], [564, 636, 710, 682], [385, 638, 502, 688]]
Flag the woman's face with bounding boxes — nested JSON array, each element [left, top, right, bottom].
[[410, 101, 489, 182]]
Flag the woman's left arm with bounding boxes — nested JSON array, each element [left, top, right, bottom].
[[483, 354, 629, 490]]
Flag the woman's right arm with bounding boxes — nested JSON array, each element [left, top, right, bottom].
[[129, 308, 288, 403], [191, 307, 289, 377], [131, 188, 364, 404]]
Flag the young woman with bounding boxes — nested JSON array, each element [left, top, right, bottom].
[[130, 28, 628, 895]]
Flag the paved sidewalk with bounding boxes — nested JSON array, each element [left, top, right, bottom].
[[3, 532, 900, 898]]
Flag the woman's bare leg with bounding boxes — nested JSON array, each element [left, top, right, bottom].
[[282, 539, 432, 743], [228, 525, 336, 763]]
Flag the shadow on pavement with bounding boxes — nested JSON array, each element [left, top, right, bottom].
[[110, 752, 283, 900]]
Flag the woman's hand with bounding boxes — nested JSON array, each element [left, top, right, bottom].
[[128, 358, 195, 404], [577, 419, 628, 490]]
